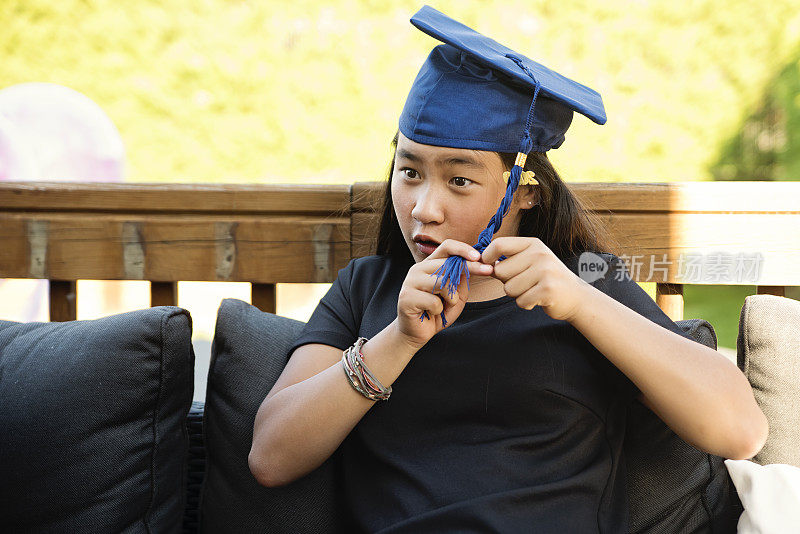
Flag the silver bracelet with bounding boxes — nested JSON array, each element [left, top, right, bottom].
[[341, 337, 392, 401], [343, 338, 391, 401]]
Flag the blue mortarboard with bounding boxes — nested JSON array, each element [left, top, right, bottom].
[[401, 6, 607, 325]]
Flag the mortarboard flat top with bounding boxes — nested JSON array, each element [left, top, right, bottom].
[[410, 5, 606, 126], [399, 5, 607, 154]]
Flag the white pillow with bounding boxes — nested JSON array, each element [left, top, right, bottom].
[[724, 459, 800, 533]]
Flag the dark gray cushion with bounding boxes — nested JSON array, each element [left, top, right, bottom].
[[0, 306, 194, 534], [737, 294, 800, 467], [626, 318, 741, 533], [200, 298, 345, 534]]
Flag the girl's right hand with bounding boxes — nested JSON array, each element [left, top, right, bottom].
[[395, 239, 494, 350]]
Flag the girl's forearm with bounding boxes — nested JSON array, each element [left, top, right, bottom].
[[567, 283, 768, 460], [249, 318, 419, 487]]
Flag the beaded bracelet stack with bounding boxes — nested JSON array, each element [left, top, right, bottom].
[[341, 337, 392, 401]]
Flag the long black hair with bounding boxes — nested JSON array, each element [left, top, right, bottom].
[[368, 130, 620, 265]]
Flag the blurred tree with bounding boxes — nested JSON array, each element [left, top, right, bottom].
[[711, 46, 800, 181]]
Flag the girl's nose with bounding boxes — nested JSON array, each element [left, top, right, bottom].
[[411, 185, 445, 224]]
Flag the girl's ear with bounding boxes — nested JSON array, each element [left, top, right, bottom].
[[516, 185, 538, 209]]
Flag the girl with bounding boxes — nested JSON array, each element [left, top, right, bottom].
[[249, 6, 767, 533]]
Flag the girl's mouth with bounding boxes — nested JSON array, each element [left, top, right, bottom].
[[415, 241, 437, 255], [413, 237, 440, 255]]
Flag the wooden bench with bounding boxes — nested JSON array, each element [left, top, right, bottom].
[[1, 181, 798, 322]]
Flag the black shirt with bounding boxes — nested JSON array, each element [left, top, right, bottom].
[[287, 252, 695, 533]]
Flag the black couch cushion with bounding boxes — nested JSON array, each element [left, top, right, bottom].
[[0, 306, 194, 534], [200, 298, 344, 533]]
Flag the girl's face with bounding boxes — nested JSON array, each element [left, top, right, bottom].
[[391, 131, 534, 264]]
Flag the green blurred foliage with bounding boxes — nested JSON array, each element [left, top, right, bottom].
[[711, 46, 800, 181], [2, 0, 799, 185], [683, 285, 754, 351]]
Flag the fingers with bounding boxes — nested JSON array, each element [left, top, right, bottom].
[[426, 269, 461, 306], [398, 290, 443, 318], [419, 258, 491, 276], [414, 260, 490, 302], [491, 250, 530, 282], [466, 260, 493, 276], [428, 239, 481, 262], [501, 266, 539, 298], [481, 236, 534, 265], [516, 284, 541, 311], [408, 239, 495, 312], [422, 293, 444, 316]]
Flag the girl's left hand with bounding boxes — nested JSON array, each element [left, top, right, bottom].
[[480, 236, 590, 323]]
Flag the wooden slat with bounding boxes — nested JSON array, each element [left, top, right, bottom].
[[0, 182, 351, 214], [151, 282, 178, 307], [0, 214, 350, 283], [602, 213, 800, 285], [352, 181, 800, 213], [757, 286, 786, 297], [252, 283, 277, 314], [353, 211, 800, 284], [656, 283, 684, 321], [351, 212, 380, 259], [6, 181, 798, 216], [568, 182, 800, 213], [350, 183, 384, 260], [49, 280, 76, 322], [351, 181, 385, 212]]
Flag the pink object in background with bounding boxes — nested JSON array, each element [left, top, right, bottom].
[[0, 114, 38, 181], [0, 82, 125, 182], [0, 82, 126, 322]]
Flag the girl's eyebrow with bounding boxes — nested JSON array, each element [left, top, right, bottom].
[[396, 148, 484, 169]]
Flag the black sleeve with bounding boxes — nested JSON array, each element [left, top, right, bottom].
[[591, 253, 697, 402], [286, 258, 360, 355]]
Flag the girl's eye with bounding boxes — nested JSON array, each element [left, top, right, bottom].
[[398, 168, 472, 187], [400, 168, 418, 179]]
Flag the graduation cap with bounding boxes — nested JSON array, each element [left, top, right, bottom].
[[400, 5, 607, 326]]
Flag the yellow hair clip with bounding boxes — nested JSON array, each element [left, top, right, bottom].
[[502, 169, 538, 185]]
